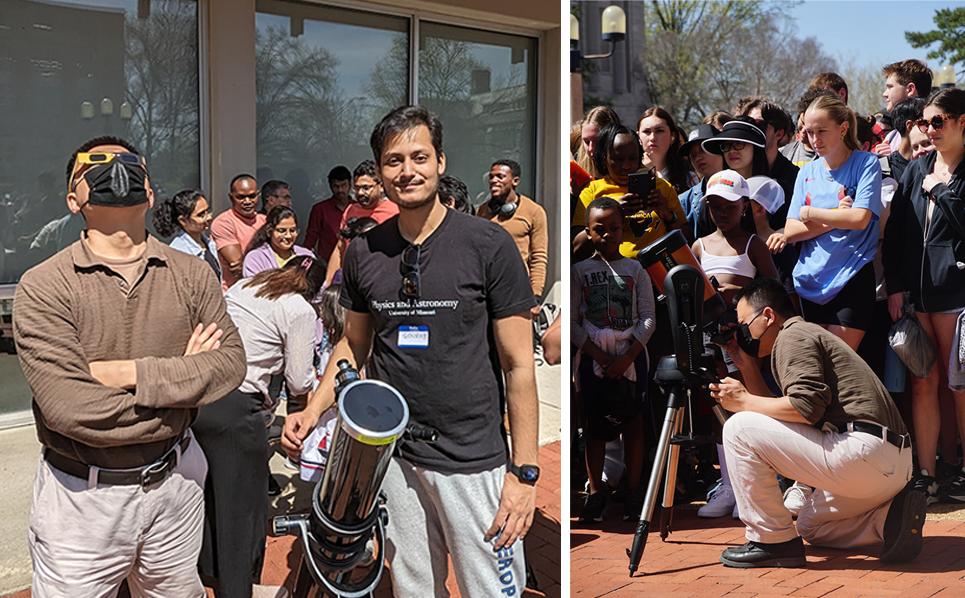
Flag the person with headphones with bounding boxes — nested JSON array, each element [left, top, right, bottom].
[[476, 159, 549, 313]]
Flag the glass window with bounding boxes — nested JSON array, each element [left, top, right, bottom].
[[0, 0, 201, 415], [418, 22, 538, 207], [255, 0, 408, 229]]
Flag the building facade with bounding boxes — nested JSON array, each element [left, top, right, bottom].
[[0, 0, 562, 421]]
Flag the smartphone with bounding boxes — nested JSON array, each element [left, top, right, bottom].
[[628, 170, 656, 200], [570, 161, 593, 188]]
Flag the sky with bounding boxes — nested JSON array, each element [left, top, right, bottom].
[[786, 0, 965, 70]]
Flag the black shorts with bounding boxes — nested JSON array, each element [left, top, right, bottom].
[[799, 262, 875, 331], [578, 349, 648, 442]]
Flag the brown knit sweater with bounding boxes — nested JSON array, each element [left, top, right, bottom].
[[475, 194, 548, 297], [13, 235, 246, 469]]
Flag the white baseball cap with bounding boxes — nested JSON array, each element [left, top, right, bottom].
[[747, 176, 785, 214], [705, 170, 749, 202]]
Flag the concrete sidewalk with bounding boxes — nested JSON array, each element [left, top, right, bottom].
[[0, 355, 561, 596]]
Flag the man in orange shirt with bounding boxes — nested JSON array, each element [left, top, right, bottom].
[[325, 160, 400, 283], [210, 174, 266, 292]]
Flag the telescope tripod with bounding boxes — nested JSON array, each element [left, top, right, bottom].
[[626, 353, 727, 576]]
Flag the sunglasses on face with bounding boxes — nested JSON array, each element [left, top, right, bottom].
[[720, 140, 747, 152], [70, 152, 147, 189], [400, 244, 421, 302], [915, 113, 960, 133]]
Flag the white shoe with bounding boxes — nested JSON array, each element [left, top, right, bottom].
[[732, 501, 740, 519], [252, 585, 290, 598], [783, 482, 812, 518], [698, 484, 736, 518]]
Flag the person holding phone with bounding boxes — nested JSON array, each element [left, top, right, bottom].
[[571, 123, 686, 261]]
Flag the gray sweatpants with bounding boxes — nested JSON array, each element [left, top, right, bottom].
[[382, 457, 526, 597]]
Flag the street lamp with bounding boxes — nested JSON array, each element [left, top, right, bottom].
[[940, 64, 957, 88], [570, 5, 627, 73]]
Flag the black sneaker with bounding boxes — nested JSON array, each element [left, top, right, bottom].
[[579, 491, 607, 522], [719, 537, 806, 568], [880, 489, 926, 563], [912, 470, 939, 505], [936, 459, 962, 483], [944, 470, 965, 503], [268, 475, 283, 497], [623, 486, 645, 521]]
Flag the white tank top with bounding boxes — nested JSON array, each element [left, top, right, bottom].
[[698, 237, 757, 279]]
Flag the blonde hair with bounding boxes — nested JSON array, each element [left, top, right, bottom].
[[577, 106, 621, 178], [806, 95, 860, 152], [569, 124, 583, 160]]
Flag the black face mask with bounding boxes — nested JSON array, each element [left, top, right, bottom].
[[735, 311, 766, 358], [83, 161, 149, 207]]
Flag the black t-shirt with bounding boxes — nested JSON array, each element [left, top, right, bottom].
[[340, 209, 536, 474]]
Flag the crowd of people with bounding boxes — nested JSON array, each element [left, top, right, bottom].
[[571, 58, 965, 568], [13, 105, 553, 598]]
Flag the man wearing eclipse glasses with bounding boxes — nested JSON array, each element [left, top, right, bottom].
[[13, 136, 245, 596], [283, 107, 539, 596]]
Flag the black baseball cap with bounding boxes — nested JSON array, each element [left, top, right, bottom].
[[677, 124, 720, 157]]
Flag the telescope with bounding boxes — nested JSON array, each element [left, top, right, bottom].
[[627, 231, 731, 576], [273, 360, 436, 597]]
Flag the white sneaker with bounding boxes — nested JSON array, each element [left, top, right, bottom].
[[732, 501, 740, 519], [252, 585, 290, 598], [698, 484, 736, 518], [783, 482, 812, 518]]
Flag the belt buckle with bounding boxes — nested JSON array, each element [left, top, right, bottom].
[[140, 455, 171, 489]]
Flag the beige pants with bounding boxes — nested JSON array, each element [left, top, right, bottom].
[[723, 411, 913, 547], [28, 432, 207, 598]]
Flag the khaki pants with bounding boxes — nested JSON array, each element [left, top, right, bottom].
[[723, 411, 913, 547], [29, 432, 207, 598]]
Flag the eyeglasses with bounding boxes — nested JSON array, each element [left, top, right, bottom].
[[915, 113, 960, 133], [400, 244, 421, 302], [720, 140, 746, 152], [232, 192, 260, 200], [70, 152, 147, 189]]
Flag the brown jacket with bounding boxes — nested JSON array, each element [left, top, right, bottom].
[[13, 235, 246, 469], [476, 194, 548, 297]]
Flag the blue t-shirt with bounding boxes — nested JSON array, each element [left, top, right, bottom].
[[788, 150, 881, 305]]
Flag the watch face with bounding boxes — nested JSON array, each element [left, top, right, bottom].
[[520, 465, 539, 481]]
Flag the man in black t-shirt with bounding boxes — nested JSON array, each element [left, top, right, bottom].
[[284, 106, 539, 596]]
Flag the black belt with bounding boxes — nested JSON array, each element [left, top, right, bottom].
[[849, 421, 910, 449], [45, 435, 191, 489]]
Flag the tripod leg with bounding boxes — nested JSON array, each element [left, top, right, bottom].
[[627, 401, 684, 576], [659, 414, 685, 539]]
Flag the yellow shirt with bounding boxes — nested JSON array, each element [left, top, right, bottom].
[[572, 177, 686, 259]]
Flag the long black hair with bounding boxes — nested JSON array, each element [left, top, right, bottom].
[[592, 123, 643, 184], [248, 205, 298, 253], [153, 189, 205, 238]]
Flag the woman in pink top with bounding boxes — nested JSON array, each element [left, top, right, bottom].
[[242, 206, 314, 278]]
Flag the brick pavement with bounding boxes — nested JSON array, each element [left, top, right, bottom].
[[4, 441, 561, 598], [571, 497, 965, 598]]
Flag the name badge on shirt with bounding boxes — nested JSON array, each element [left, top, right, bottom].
[[398, 326, 429, 349]]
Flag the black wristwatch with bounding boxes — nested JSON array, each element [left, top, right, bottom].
[[509, 462, 540, 484]]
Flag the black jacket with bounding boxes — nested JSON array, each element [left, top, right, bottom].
[[883, 150, 965, 312]]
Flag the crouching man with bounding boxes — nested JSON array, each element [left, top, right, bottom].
[[709, 278, 923, 568]]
